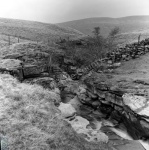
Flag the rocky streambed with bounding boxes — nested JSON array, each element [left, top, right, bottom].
[[55, 71, 149, 150]]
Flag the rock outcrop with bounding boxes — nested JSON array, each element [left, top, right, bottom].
[[79, 72, 149, 140], [58, 102, 109, 143], [0, 59, 24, 81], [57, 73, 146, 149], [58, 102, 76, 118]]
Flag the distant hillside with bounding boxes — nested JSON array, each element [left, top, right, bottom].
[[57, 16, 149, 43], [0, 18, 84, 47]]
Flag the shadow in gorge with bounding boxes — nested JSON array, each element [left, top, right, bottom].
[[77, 103, 149, 150]]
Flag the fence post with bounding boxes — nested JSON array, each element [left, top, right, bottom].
[[8, 35, 10, 45], [138, 34, 141, 44]]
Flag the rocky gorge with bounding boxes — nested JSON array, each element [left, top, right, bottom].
[[0, 40, 149, 149], [56, 71, 149, 150]]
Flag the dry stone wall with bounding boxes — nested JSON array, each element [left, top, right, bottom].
[[81, 38, 149, 75]]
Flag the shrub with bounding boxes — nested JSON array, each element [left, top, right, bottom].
[[58, 27, 122, 67]]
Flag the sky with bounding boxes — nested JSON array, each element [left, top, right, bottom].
[[0, 0, 149, 23]]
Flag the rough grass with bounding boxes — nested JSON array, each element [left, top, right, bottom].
[[0, 18, 84, 45], [0, 74, 110, 150], [0, 42, 64, 65]]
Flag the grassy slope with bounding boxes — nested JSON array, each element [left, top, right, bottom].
[[0, 74, 110, 150], [0, 42, 65, 67], [57, 15, 149, 43], [0, 42, 53, 57], [0, 34, 30, 49], [0, 18, 84, 46]]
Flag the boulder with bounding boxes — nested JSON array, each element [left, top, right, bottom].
[[23, 64, 46, 77], [28, 77, 57, 90], [68, 96, 82, 112], [58, 102, 76, 118], [67, 116, 109, 143], [0, 59, 23, 81], [122, 93, 147, 111]]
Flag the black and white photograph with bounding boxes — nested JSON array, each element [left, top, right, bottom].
[[0, 0, 148, 149]]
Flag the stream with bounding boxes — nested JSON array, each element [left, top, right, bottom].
[[59, 75, 149, 150], [111, 126, 149, 150], [92, 118, 149, 150], [69, 98, 149, 150]]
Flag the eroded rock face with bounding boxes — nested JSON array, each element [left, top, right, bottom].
[[122, 93, 147, 111], [79, 74, 149, 140], [27, 77, 57, 90], [0, 59, 24, 81], [23, 64, 47, 77], [0, 42, 51, 65], [59, 76, 88, 104]]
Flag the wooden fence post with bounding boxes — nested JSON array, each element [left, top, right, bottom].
[[138, 34, 141, 44], [8, 35, 10, 45]]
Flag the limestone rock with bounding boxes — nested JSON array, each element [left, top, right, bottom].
[[23, 64, 46, 77], [0, 59, 23, 81], [68, 96, 82, 112], [67, 116, 108, 143], [105, 92, 124, 106], [137, 104, 149, 117], [30, 77, 57, 90], [0, 42, 50, 65], [58, 102, 76, 118], [122, 93, 147, 111], [0, 59, 22, 69]]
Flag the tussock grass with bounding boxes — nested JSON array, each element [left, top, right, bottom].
[[0, 74, 110, 150]]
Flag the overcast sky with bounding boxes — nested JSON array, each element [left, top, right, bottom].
[[0, 0, 149, 23]]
